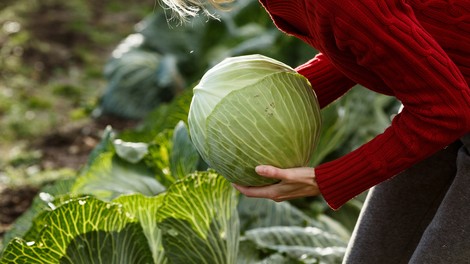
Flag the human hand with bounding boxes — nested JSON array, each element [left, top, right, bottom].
[[232, 165, 320, 202]]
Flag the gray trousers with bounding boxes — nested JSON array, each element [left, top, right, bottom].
[[343, 134, 470, 264]]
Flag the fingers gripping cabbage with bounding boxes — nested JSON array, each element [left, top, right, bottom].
[[188, 54, 322, 186]]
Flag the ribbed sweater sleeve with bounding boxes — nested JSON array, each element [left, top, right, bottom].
[[311, 1, 470, 209], [295, 53, 356, 108]]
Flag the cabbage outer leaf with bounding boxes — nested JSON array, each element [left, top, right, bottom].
[[156, 170, 239, 264], [189, 54, 295, 164]]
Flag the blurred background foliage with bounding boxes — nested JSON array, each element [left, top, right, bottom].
[[0, 0, 400, 251], [0, 0, 154, 173], [0, 0, 156, 237]]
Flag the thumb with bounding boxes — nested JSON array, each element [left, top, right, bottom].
[[255, 165, 284, 179]]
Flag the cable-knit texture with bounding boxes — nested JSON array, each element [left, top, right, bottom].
[[295, 53, 356, 108], [260, 0, 470, 209]]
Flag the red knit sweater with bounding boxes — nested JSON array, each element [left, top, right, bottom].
[[259, 0, 470, 209]]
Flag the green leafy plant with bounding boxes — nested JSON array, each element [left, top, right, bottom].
[[1, 92, 350, 263], [1, 63, 398, 264], [1, 196, 154, 263], [98, 34, 185, 119]]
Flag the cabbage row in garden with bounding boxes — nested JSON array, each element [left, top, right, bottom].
[[0, 0, 399, 262], [96, 0, 316, 120], [1, 90, 348, 263], [0, 85, 397, 263]]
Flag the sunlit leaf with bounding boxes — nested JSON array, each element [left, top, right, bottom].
[[113, 139, 149, 164], [144, 129, 174, 187], [156, 170, 239, 264], [72, 152, 165, 201], [113, 193, 167, 264], [1, 179, 76, 250], [169, 121, 200, 180], [0, 197, 153, 263]]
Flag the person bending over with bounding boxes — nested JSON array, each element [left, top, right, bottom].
[[162, 0, 470, 263]]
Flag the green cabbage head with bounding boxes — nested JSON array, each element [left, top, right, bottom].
[[188, 54, 322, 186]]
